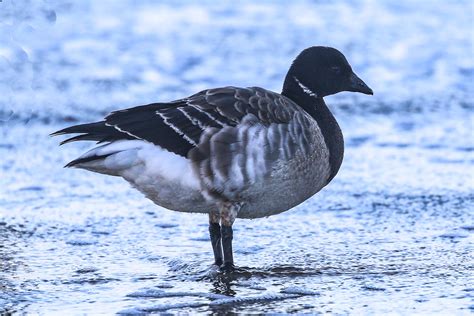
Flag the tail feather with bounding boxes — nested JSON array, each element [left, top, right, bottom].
[[52, 122, 144, 173], [51, 121, 135, 145], [59, 134, 104, 145], [63, 140, 145, 175], [64, 153, 114, 168], [50, 121, 108, 136]]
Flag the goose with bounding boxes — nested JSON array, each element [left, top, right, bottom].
[[52, 46, 373, 271]]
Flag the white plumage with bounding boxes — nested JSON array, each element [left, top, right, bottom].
[[76, 140, 199, 189]]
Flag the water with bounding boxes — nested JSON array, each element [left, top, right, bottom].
[[1, 0, 473, 314]]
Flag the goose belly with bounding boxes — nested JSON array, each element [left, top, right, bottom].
[[237, 146, 331, 219], [124, 168, 214, 214]]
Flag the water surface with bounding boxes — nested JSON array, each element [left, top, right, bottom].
[[0, 0, 473, 314]]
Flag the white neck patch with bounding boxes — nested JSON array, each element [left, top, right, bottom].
[[293, 76, 318, 98]]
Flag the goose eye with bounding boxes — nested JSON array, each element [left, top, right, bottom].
[[331, 66, 341, 74]]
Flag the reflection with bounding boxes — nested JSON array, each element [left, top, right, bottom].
[[211, 277, 236, 296]]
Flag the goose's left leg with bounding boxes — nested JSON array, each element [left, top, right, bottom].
[[220, 202, 241, 272], [209, 211, 223, 266]]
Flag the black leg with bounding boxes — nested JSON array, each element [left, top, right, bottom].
[[219, 202, 241, 272], [209, 222, 223, 266], [221, 225, 234, 271]]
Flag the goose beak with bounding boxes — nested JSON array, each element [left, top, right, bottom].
[[347, 72, 373, 95]]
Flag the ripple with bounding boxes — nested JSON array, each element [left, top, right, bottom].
[[361, 285, 387, 291], [118, 302, 207, 314], [280, 286, 320, 296], [155, 223, 179, 229], [127, 288, 230, 300], [65, 239, 98, 246], [75, 267, 99, 274], [210, 293, 300, 306]]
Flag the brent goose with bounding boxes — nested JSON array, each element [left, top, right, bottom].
[[52, 46, 373, 271]]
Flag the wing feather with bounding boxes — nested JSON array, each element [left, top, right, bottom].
[[52, 87, 301, 159]]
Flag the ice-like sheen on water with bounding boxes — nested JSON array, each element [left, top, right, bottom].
[[0, 0, 473, 314]]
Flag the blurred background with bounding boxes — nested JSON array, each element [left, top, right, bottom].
[[0, 0, 473, 314]]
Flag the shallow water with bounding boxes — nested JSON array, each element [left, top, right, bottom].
[[1, 0, 473, 314]]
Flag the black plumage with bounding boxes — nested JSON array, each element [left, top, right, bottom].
[[52, 87, 297, 160]]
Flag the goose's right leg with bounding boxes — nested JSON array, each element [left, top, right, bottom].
[[220, 202, 241, 272]]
